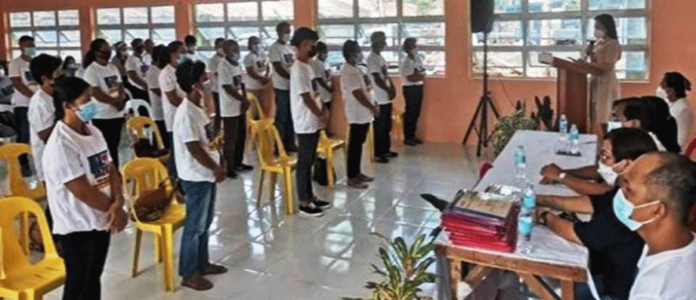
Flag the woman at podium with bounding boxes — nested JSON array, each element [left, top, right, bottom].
[[579, 14, 622, 130]]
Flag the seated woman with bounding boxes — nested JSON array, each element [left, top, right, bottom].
[[535, 128, 658, 300], [641, 96, 681, 153], [658, 72, 692, 148]]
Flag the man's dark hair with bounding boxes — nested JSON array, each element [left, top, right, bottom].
[[176, 60, 206, 94], [276, 21, 291, 33], [19, 36, 34, 44], [290, 27, 318, 47], [214, 38, 226, 48], [131, 38, 144, 48], [646, 152, 696, 225], [604, 128, 657, 162], [167, 41, 184, 55], [153, 45, 169, 68], [184, 35, 197, 46], [315, 41, 328, 53], [623, 98, 651, 130], [30, 54, 62, 85], [403, 37, 417, 52], [342, 40, 360, 60], [247, 36, 259, 49]]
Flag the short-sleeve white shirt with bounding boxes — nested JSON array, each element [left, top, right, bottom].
[[341, 63, 375, 124], [399, 56, 425, 86], [366, 52, 392, 104], [173, 99, 220, 182], [243, 52, 269, 91], [159, 64, 186, 132], [269, 41, 295, 90], [290, 60, 322, 134], [9, 57, 37, 107], [146, 66, 164, 121], [27, 89, 55, 180], [218, 59, 245, 118], [83, 62, 124, 119]]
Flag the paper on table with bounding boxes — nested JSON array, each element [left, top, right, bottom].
[[539, 52, 553, 65], [453, 192, 515, 219]]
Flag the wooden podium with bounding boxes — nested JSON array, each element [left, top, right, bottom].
[[541, 55, 595, 133]]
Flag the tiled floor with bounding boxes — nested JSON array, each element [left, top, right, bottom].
[[43, 143, 483, 300]]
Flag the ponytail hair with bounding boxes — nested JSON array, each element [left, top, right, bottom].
[[83, 38, 109, 68], [53, 77, 91, 122]]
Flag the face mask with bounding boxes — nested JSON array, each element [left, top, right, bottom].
[[594, 29, 606, 39], [355, 53, 364, 63], [76, 101, 99, 123], [597, 162, 619, 185], [250, 44, 260, 53], [230, 53, 240, 62], [606, 121, 622, 132], [178, 54, 187, 64], [656, 86, 669, 100], [23, 47, 36, 58], [612, 189, 660, 231], [217, 48, 225, 56], [281, 33, 291, 43]]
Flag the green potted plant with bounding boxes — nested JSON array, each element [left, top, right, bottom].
[[488, 100, 545, 156], [343, 233, 437, 300]]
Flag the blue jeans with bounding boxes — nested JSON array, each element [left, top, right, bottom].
[[178, 180, 217, 277]]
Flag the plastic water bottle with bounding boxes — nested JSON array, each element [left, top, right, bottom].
[[569, 124, 580, 154], [518, 206, 534, 242], [514, 146, 527, 181], [559, 114, 568, 136], [522, 185, 536, 209]]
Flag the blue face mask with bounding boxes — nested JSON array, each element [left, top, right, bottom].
[[612, 189, 659, 231], [250, 44, 260, 53], [178, 54, 187, 64], [77, 101, 99, 123], [23, 47, 36, 58]]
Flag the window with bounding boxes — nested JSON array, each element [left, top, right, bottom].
[[193, 0, 295, 62], [96, 6, 176, 46], [317, 0, 445, 75], [8, 10, 82, 62], [471, 0, 649, 80]]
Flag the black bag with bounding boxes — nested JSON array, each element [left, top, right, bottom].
[[312, 157, 335, 186]]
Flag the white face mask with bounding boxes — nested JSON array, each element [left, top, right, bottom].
[[594, 29, 605, 39], [281, 33, 291, 43], [656, 86, 669, 100], [597, 162, 619, 185], [606, 121, 622, 132]]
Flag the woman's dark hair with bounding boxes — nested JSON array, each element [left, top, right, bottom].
[[595, 14, 618, 40], [83, 38, 109, 68], [664, 72, 692, 99], [176, 60, 206, 94], [53, 77, 90, 121], [184, 35, 197, 47], [62, 56, 76, 70], [342, 40, 360, 60], [403, 37, 417, 52], [153, 45, 169, 69], [622, 98, 651, 129], [642, 96, 681, 153], [290, 27, 319, 47], [30, 54, 62, 85], [315, 41, 328, 54], [604, 127, 658, 162]]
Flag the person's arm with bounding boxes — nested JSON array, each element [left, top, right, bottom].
[[544, 213, 582, 244], [564, 165, 601, 180], [106, 162, 127, 232], [37, 127, 54, 142], [246, 66, 268, 83], [536, 194, 594, 214], [127, 70, 148, 89], [372, 72, 391, 93], [314, 77, 333, 93], [353, 88, 377, 113], [301, 92, 323, 117], [406, 70, 425, 83], [9, 77, 33, 98], [185, 142, 225, 183], [65, 175, 113, 212], [541, 163, 612, 195], [91, 86, 124, 107], [150, 87, 162, 97], [272, 62, 290, 79], [164, 89, 183, 107], [222, 84, 247, 102]]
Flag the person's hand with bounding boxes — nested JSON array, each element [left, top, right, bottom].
[[533, 208, 550, 226], [260, 77, 270, 85], [241, 100, 251, 112], [540, 163, 563, 181], [107, 202, 128, 233], [320, 109, 330, 127], [213, 165, 226, 183], [372, 105, 380, 118]]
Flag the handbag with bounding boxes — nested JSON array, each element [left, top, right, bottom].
[[132, 178, 176, 222]]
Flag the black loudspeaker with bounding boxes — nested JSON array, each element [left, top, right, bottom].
[[471, 0, 495, 33]]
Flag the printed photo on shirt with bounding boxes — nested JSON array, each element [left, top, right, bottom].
[[88, 150, 111, 181], [140, 65, 149, 74], [24, 71, 35, 82], [283, 54, 294, 64], [381, 65, 388, 77], [233, 75, 243, 89], [104, 75, 119, 89], [256, 61, 266, 69]]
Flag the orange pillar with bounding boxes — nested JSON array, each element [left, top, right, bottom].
[[175, 0, 193, 40], [79, 4, 95, 55], [293, 0, 315, 28], [0, 11, 8, 61]]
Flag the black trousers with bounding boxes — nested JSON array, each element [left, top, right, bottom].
[[167, 132, 178, 180], [91, 118, 125, 168], [274, 89, 295, 150], [222, 116, 247, 170], [403, 85, 424, 140], [348, 123, 370, 179], [373, 103, 393, 157], [155, 120, 169, 150], [130, 87, 150, 103], [58, 231, 110, 300], [212, 92, 222, 136], [296, 131, 319, 202], [14, 106, 29, 143]]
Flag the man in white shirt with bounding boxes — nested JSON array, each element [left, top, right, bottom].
[[159, 41, 187, 182], [143, 38, 155, 66], [310, 42, 334, 115], [207, 38, 226, 135], [613, 152, 696, 300], [367, 31, 398, 163], [658, 72, 693, 148], [9, 35, 37, 143], [243, 36, 271, 115], [184, 35, 200, 62], [146, 45, 168, 148], [341, 40, 378, 189], [125, 38, 149, 101], [219, 39, 252, 179], [269, 21, 297, 151], [399, 37, 426, 146], [289, 28, 331, 217]]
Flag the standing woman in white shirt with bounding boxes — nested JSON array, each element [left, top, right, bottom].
[[658, 72, 693, 148], [311, 42, 334, 126], [44, 77, 127, 300], [83, 39, 127, 168], [146, 45, 170, 149], [342, 40, 378, 189], [207, 38, 226, 135], [159, 41, 187, 185], [399, 37, 425, 146], [243, 36, 271, 116], [367, 31, 398, 162], [270, 21, 297, 151], [8, 35, 37, 143], [125, 38, 150, 101]]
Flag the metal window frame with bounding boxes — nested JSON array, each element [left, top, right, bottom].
[[95, 5, 176, 45], [8, 9, 81, 59], [470, 0, 650, 80]]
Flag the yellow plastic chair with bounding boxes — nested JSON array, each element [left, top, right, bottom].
[[391, 108, 404, 146], [245, 93, 270, 152], [0, 227, 5, 280], [121, 158, 185, 292], [0, 197, 65, 300], [346, 124, 376, 163], [127, 116, 166, 152], [316, 130, 345, 189], [251, 119, 297, 215]]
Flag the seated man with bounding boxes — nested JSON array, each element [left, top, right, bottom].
[[617, 152, 696, 300], [535, 128, 658, 300]]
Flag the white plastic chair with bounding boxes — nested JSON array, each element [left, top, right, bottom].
[[125, 99, 153, 118]]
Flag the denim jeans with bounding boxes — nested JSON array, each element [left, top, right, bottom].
[[13, 106, 29, 144], [178, 180, 217, 278]]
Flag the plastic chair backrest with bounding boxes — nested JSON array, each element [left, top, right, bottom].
[[0, 143, 46, 199], [0, 197, 59, 274], [127, 116, 165, 151], [0, 226, 5, 280], [247, 93, 266, 120], [252, 119, 289, 166], [126, 99, 153, 118], [685, 138, 696, 158], [121, 158, 173, 221]]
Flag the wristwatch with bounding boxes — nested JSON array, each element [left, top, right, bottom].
[[558, 172, 567, 181]]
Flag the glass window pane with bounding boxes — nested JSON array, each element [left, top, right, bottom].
[[587, 17, 647, 46], [495, 0, 522, 13], [528, 19, 582, 46], [124, 29, 149, 41], [357, 23, 399, 47], [124, 7, 148, 24], [198, 51, 216, 62], [589, 0, 645, 10], [473, 51, 524, 77], [528, 51, 581, 77], [37, 49, 58, 57], [403, 0, 444, 17], [58, 10, 79, 26], [616, 51, 646, 80], [10, 31, 32, 47], [196, 27, 226, 48], [318, 25, 355, 46], [262, 0, 294, 21], [528, 0, 580, 12], [358, 0, 397, 18], [261, 26, 280, 46], [97, 29, 122, 44], [35, 31, 58, 47], [59, 50, 83, 63], [228, 27, 261, 45], [152, 28, 176, 46], [59, 30, 81, 47], [320, 0, 353, 19], [33, 11, 56, 27], [151, 6, 175, 24], [10, 12, 31, 28], [97, 8, 121, 25], [402, 23, 445, 47], [195, 4, 225, 23], [420, 51, 445, 75], [472, 21, 523, 46], [326, 51, 344, 72], [227, 2, 259, 21]]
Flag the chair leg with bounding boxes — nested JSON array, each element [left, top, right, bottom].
[[256, 170, 266, 208], [368, 126, 375, 162], [269, 172, 278, 201], [162, 226, 175, 292], [132, 228, 143, 277], [283, 168, 295, 215], [20, 291, 36, 300], [154, 233, 162, 263], [327, 150, 335, 189]]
